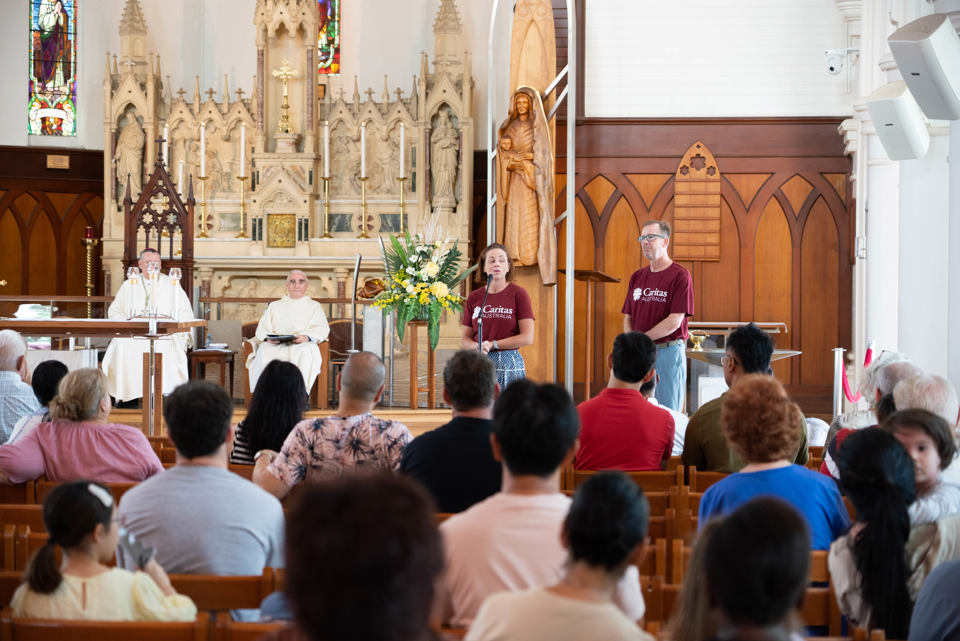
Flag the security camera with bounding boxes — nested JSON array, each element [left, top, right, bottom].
[[825, 50, 844, 75]]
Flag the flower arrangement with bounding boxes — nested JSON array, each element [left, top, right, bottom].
[[374, 231, 477, 351]]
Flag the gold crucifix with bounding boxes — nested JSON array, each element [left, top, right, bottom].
[[272, 59, 298, 134]]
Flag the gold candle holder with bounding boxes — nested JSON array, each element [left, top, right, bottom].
[[357, 176, 369, 239], [236, 175, 248, 238], [322, 176, 332, 238], [82, 237, 99, 319], [396, 176, 407, 234], [198, 175, 209, 238]]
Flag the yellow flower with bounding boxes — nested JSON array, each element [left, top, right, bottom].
[[423, 261, 440, 278], [430, 282, 449, 299]]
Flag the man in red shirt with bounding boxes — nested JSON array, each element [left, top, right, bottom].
[[575, 332, 675, 470]]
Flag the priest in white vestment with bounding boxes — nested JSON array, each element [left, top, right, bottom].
[[246, 270, 330, 392], [101, 248, 195, 402]]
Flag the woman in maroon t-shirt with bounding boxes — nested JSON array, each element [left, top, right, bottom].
[[460, 243, 535, 389]]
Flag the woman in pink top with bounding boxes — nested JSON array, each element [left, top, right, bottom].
[[0, 368, 163, 484]]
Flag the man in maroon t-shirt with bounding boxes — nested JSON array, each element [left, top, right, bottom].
[[621, 220, 694, 412], [575, 332, 675, 471]]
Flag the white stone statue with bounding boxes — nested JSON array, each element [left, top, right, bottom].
[[114, 112, 144, 207], [430, 108, 459, 210]]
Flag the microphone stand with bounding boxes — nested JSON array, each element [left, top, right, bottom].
[[477, 273, 493, 354]]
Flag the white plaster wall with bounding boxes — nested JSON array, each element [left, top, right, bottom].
[[950, 121, 960, 392], [584, 0, 853, 117], [897, 135, 951, 378]]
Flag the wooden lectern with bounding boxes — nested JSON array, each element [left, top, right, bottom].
[[559, 269, 621, 401]]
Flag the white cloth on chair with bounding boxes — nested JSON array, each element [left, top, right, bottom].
[[246, 295, 330, 392], [101, 274, 195, 402]]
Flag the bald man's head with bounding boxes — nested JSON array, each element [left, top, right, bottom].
[[340, 352, 386, 403]]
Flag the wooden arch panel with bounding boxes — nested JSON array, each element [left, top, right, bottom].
[[754, 199, 793, 383], [696, 201, 740, 323], [800, 198, 839, 385], [27, 212, 56, 294], [673, 140, 722, 261]]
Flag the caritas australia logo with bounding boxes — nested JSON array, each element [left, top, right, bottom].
[[632, 287, 668, 303], [474, 304, 514, 320]]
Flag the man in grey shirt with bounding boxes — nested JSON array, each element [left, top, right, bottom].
[[118, 381, 284, 621]]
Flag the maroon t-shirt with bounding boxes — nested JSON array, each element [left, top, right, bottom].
[[620, 262, 694, 342], [461, 282, 534, 343]]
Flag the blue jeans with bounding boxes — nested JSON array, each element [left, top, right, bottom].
[[654, 339, 686, 412]]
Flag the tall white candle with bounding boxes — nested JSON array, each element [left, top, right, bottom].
[[360, 122, 366, 178], [178, 160, 184, 192], [162, 124, 169, 169], [200, 122, 206, 177], [323, 121, 330, 177], [399, 123, 405, 178], [239, 123, 246, 175]]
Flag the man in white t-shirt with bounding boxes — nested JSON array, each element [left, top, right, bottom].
[[640, 372, 688, 456], [433, 379, 644, 629]]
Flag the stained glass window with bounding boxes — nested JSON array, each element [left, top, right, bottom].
[[28, 0, 77, 136], [318, 0, 340, 75]]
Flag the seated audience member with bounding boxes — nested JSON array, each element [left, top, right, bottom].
[[698, 374, 849, 549], [0, 329, 42, 443], [640, 372, 688, 456], [231, 360, 307, 465], [434, 379, 643, 629], [683, 323, 808, 472], [400, 350, 501, 513], [8, 359, 68, 444], [254, 352, 412, 500], [893, 374, 960, 485], [467, 471, 654, 641], [118, 381, 284, 621], [667, 519, 722, 641], [806, 417, 829, 447], [910, 558, 960, 641], [0, 368, 163, 484], [575, 332, 674, 470], [101, 248, 195, 404], [12, 480, 195, 621], [821, 355, 922, 480], [829, 427, 916, 637], [880, 408, 960, 525], [246, 270, 330, 393], [264, 474, 443, 641], [705, 497, 811, 641]]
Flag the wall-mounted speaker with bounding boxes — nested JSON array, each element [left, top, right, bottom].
[[866, 81, 931, 160], [888, 13, 960, 120]]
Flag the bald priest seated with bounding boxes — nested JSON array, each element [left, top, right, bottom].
[[246, 270, 330, 392]]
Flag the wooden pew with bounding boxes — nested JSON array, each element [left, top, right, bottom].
[[686, 468, 727, 492], [214, 611, 287, 641], [0, 486, 35, 506], [564, 467, 684, 493], [0, 508, 43, 534], [34, 479, 138, 505], [227, 465, 254, 482], [0, 571, 22, 607], [168, 568, 275, 612], [0, 607, 209, 641]]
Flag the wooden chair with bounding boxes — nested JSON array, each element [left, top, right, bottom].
[[0, 526, 14, 572], [802, 549, 843, 635], [687, 468, 727, 492], [34, 479, 138, 505], [0, 607, 209, 641], [636, 538, 668, 579], [242, 333, 330, 409], [227, 465, 254, 481], [214, 611, 287, 641], [0, 508, 43, 534], [0, 572, 22, 607], [809, 445, 825, 460], [0, 485, 35, 506], [639, 575, 681, 624], [160, 446, 178, 465], [168, 568, 274, 612], [15, 526, 63, 572], [563, 467, 684, 493]]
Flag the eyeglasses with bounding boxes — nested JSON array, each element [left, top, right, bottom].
[[721, 355, 739, 367], [638, 234, 667, 243]]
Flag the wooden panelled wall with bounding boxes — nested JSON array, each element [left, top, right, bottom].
[[0, 146, 104, 316], [550, 119, 853, 412]]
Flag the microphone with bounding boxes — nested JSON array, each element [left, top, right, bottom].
[[485, 272, 493, 287], [478, 273, 493, 353]]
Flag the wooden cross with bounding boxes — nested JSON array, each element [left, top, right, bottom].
[[205, 88, 216, 101]]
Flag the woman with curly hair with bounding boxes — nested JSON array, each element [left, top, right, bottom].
[[698, 374, 849, 549]]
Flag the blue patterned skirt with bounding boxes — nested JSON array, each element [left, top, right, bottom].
[[488, 349, 526, 389]]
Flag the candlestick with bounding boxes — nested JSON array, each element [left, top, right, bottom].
[[322, 176, 332, 238], [236, 175, 248, 238], [82, 235, 99, 319], [323, 121, 330, 177], [200, 122, 206, 177], [239, 123, 246, 175], [399, 122, 405, 178], [162, 124, 169, 169], [397, 176, 407, 234], [358, 176, 369, 239], [360, 122, 366, 178], [198, 175, 209, 238]]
